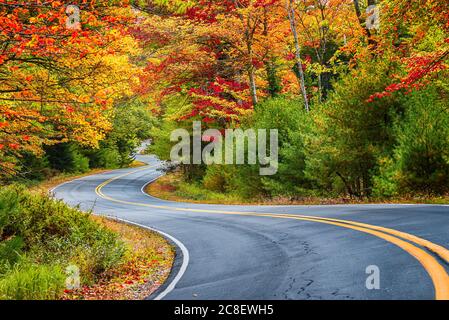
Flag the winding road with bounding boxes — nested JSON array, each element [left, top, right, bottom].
[[53, 154, 449, 300]]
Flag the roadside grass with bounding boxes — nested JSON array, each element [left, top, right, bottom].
[[29, 169, 111, 194], [0, 263, 66, 300], [146, 172, 246, 205], [0, 185, 125, 299], [146, 172, 449, 206]]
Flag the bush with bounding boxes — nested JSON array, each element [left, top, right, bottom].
[[176, 179, 244, 203], [200, 97, 311, 198], [87, 146, 121, 169], [304, 59, 402, 197], [373, 86, 449, 196], [0, 186, 20, 240], [203, 166, 228, 192], [0, 237, 24, 275], [0, 185, 126, 297], [15, 152, 50, 181], [0, 261, 65, 300], [253, 97, 311, 197], [45, 143, 90, 173]]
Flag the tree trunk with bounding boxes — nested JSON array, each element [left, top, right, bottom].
[[336, 172, 354, 198], [286, 0, 309, 112], [248, 67, 258, 106], [246, 0, 258, 106]]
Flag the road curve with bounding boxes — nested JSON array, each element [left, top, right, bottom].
[[53, 155, 449, 300]]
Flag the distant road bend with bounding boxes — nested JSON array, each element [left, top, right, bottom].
[[54, 154, 449, 300]]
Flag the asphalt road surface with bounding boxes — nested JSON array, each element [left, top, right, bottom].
[[53, 155, 449, 300]]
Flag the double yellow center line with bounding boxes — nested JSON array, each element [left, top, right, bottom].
[[95, 166, 449, 300]]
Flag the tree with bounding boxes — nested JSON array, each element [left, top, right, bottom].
[[368, 0, 449, 100], [305, 59, 401, 197], [0, 1, 141, 177], [289, 0, 358, 101]]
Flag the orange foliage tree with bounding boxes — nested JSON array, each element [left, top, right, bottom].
[[0, 1, 142, 176]]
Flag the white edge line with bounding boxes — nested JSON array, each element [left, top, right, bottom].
[[140, 175, 164, 196], [104, 216, 189, 301]]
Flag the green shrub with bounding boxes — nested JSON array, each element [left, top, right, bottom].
[[68, 224, 125, 280], [45, 143, 90, 173], [0, 186, 21, 239], [253, 97, 311, 197], [203, 166, 228, 192], [201, 96, 311, 198], [176, 180, 244, 203], [15, 152, 50, 181], [0, 185, 126, 297], [373, 86, 449, 196], [372, 157, 400, 197], [87, 146, 121, 169], [0, 237, 24, 275], [304, 59, 402, 197], [0, 261, 65, 300], [166, 96, 312, 199]]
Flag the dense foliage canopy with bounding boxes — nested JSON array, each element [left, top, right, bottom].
[[1, 0, 448, 198]]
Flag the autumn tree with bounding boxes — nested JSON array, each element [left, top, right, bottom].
[[0, 1, 141, 177], [368, 0, 449, 100], [288, 0, 359, 101]]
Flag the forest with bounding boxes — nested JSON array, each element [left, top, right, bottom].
[[1, 0, 449, 201]]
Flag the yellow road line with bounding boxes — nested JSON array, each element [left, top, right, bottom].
[[94, 167, 449, 300], [280, 214, 449, 266], [95, 166, 449, 264]]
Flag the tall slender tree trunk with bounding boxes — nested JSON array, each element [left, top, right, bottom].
[[247, 36, 258, 105], [245, 0, 258, 106], [286, 0, 309, 112], [248, 66, 258, 106]]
